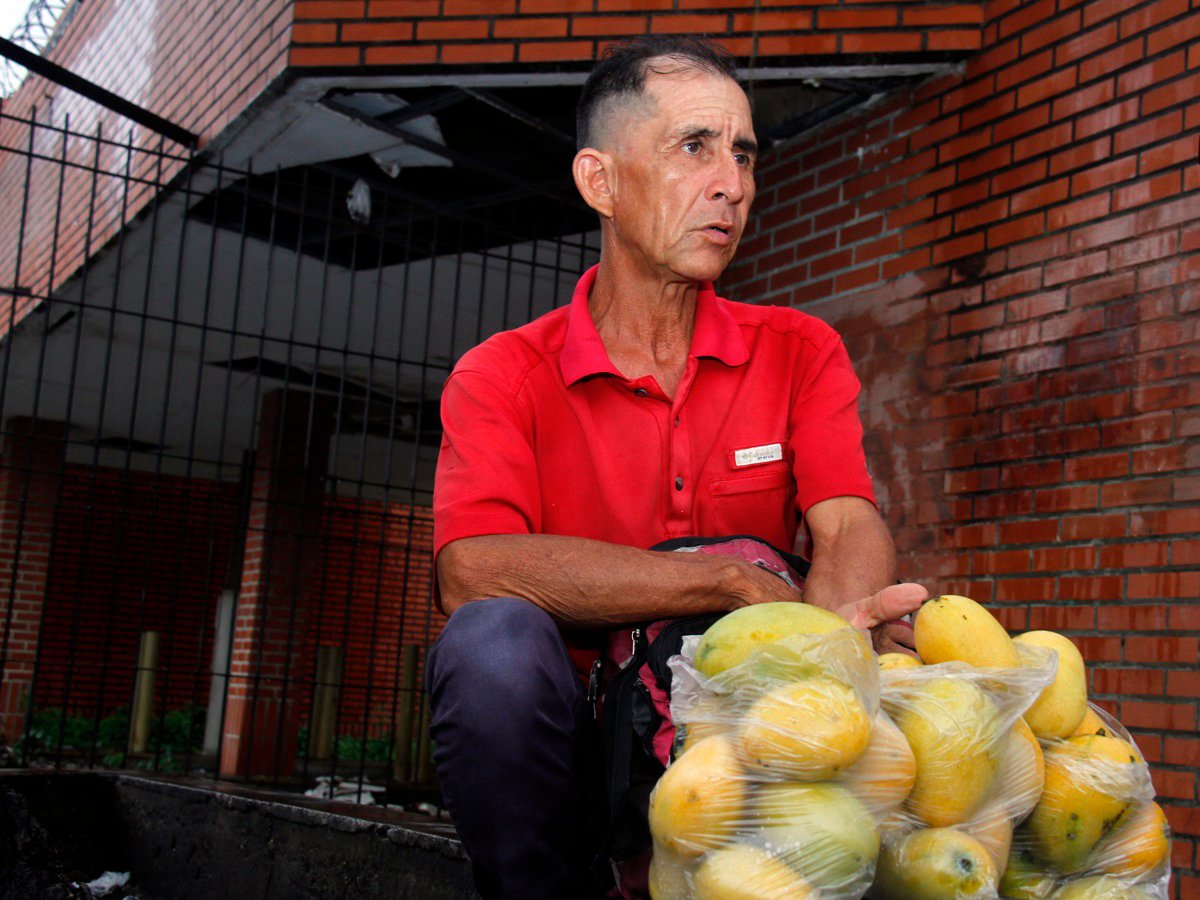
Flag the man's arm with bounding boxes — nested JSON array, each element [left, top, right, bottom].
[[801, 495, 924, 654], [437, 533, 803, 627]]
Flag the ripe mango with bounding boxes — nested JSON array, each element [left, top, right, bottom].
[[963, 809, 1012, 871], [889, 676, 1005, 827], [752, 781, 879, 894], [1027, 734, 1141, 873], [1088, 800, 1171, 879], [1070, 706, 1108, 738], [999, 841, 1057, 900], [841, 711, 917, 816], [693, 602, 857, 679], [914, 594, 1020, 668], [1014, 631, 1088, 740], [1003, 717, 1047, 822], [873, 827, 999, 899], [648, 734, 745, 857], [738, 675, 872, 780], [879, 651, 923, 671], [692, 843, 815, 900]]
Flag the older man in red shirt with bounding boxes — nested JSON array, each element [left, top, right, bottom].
[[427, 35, 927, 900]]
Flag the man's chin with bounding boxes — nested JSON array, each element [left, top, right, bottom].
[[672, 248, 737, 284]]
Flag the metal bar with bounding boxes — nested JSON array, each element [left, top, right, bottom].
[[0, 36, 198, 148]]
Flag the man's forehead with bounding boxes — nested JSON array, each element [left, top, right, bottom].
[[641, 68, 754, 135]]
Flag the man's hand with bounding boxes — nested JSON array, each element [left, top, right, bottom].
[[828, 581, 927, 655]]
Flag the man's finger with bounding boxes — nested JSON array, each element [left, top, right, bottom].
[[876, 620, 916, 650], [846, 582, 928, 630]]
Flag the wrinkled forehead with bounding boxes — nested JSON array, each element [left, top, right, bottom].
[[638, 68, 754, 136]]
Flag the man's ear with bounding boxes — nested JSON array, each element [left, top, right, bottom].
[[572, 148, 615, 220]]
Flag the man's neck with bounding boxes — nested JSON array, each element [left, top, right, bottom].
[[587, 258, 701, 398]]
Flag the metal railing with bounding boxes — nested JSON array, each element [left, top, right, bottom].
[[0, 103, 599, 805]]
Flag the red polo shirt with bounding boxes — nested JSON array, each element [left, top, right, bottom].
[[434, 265, 876, 568]]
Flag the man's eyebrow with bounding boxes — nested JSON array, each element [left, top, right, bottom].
[[733, 135, 759, 156], [674, 125, 759, 155]]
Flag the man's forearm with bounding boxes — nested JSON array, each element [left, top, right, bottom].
[[800, 498, 898, 614], [437, 533, 803, 627]]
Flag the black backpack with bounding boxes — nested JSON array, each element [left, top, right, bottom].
[[599, 535, 810, 897]]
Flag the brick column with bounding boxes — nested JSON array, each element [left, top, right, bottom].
[[0, 417, 67, 743], [220, 390, 334, 778]]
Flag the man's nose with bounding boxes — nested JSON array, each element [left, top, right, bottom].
[[710, 154, 747, 203]]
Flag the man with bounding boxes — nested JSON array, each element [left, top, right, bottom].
[[427, 35, 927, 899]]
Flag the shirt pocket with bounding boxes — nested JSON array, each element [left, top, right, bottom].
[[706, 465, 796, 544], [710, 465, 792, 497]]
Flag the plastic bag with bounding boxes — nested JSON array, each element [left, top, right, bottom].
[[1002, 703, 1169, 900], [650, 621, 887, 899]]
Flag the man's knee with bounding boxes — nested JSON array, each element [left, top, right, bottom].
[[427, 597, 577, 702]]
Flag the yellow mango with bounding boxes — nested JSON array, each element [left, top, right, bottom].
[[1071, 706, 1108, 738], [841, 711, 917, 816], [890, 676, 1005, 827], [693, 602, 857, 678], [1004, 718, 1047, 822], [999, 840, 1057, 900], [738, 675, 872, 780], [1028, 734, 1140, 873], [693, 844, 816, 900], [879, 651, 923, 671], [1014, 631, 1089, 739], [914, 594, 1020, 668], [752, 781, 879, 894], [1089, 800, 1171, 879], [873, 827, 999, 899], [648, 734, 745, 857]]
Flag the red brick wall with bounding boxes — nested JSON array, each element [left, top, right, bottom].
[[32, 464, 243, 719], [305, 498, 441, 737], [720, 0, 1200, 890], [288, 0, 984, 67], [0, 0, 293, 336]]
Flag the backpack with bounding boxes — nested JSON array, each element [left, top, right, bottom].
[[599, 535, 810, 898]]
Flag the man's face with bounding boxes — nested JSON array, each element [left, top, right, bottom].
[[607, 67, 757, 284]]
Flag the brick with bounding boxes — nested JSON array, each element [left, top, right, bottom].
[[361, 42, 435, 63], [1147, 9, 1200, 55], [340, 20, 415, 41], [1098, 541, 1167, 569], [1008, 289, 1067, 321], [1117, 0, 1189, 41], [1021, 8, 1081, 54], [289, 45, 361, 65], [291, 22, 338, 42], [1044, 251, 1109, 286], [1116, 50, 1186, 98], [841, 32, 923, 54], [519, 0, 595, 12], [444, 0, 516, 11], [649, 13, 727, 33], [1062, 513, 1128, 540], [1126, 636, 1199, 665], [1017, 66, 1078, 109], [756, 34, 839, 56], [993, 158, 1049, 195], [988, 212, 1046, 249], [819, 8, 898, 29], [1115, 170, 1184, 212], [1069, 156, 1137, 196], [927, 29, 984, 52], [494, 17, 569, 37], [295, 0, 365, 17], [1013, 121, 1072, 163], [1055, 22, 1118, 67], [571, 15, 645, 36], [1078, 37, 1145, 84], [730, 11, 811, 32], [1050, 135, 1114, 177], [1076, 97, 1140, 140], [1141, 134, 1200, 174], [444, 41, 517, 62]]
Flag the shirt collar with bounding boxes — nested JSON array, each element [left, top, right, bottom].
[[559, 264, 750, 387]]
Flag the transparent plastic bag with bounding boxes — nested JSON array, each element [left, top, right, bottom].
[[651, 623, 885, 899], [1001, 703, 1168, 900]]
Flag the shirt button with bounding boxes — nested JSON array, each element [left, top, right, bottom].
[[634, 388, 649, 397], [675, 476, 684, 491]]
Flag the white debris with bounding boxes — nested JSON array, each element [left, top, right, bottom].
[[304, 775, 387, 805]]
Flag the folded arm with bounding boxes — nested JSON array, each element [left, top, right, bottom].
[[437, 532, 807, 627]]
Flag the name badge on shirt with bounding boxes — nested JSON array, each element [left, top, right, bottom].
[[732, 443, 784, 468]]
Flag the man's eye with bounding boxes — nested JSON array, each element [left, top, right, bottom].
[[734, 153, 751, 167], [683, 141, 702, 154]]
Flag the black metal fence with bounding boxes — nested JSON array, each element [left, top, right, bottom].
[[0, 103, 599, 803]]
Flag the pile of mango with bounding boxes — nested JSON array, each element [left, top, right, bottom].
[[646, 595, 1172, 900]]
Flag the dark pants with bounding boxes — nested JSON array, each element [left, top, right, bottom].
[[426, 598, 606, 900]]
